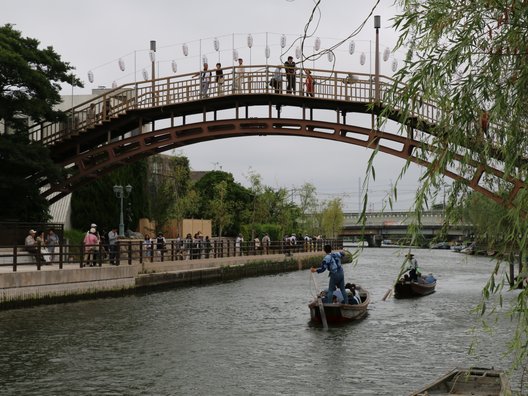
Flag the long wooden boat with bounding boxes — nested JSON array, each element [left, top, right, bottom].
[[394, 276, 436, 299], [308, 286, 370, 325], [410, 367, 512, 396]]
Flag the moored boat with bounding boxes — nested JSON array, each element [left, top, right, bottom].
[[430, 241, 451, 249], [308, 285, 370, 325], [394, 274, 436, 299], [410, 367, 512, 396]]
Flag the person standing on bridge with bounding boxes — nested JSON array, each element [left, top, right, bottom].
[[284, 56, 296, 94], [234, 58, 245, 93], [304, 69, 314, 97], [193, 63, 212, 98], [270, 67, 282, 94], [215, 63, 225, 95], [311, 244, 348, 305]]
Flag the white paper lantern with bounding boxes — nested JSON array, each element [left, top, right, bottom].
[[327, 52, 334, 62], [349, 41, 355, 55], [314, 37, 321, 51], [391, 58, 398, 72], [112, 81, 117, 89], [360, 52, 366, 65], [295, 46, 301, 59], [118, 58, 125, 71], [247, 34, 253, 49], [213, 37, 220, 52], [87, 70, 94, 83], [265, 46, 271, 59], [280, 34, 287, 48], [383, 47, 390, 62], [202, 55, 208, 64], [182, 43, 189, 56], [171, 60, 178, 73], [142, 69, 148, 80], [233, 49, 239, 61]]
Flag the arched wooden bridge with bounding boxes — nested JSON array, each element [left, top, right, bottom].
[[28, 64, 525, 206]]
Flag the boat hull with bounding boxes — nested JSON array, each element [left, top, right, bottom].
[[410, 367, 512, 396], [394, 280, 436, 299], [309, 289, 370, 325]]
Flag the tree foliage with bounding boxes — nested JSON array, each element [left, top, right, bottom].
[[209, 180, 233, 238], [0, 24, 82, 222], [298, 182, 319, 236], [321, 198, 344, 238], [387, 0, 528, 371], [71, 161, 149, 232], [0, 134, 62, 222], [193, 171, 252, 235], [149, 155, 192, 230]]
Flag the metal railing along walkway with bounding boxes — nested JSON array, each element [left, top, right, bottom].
[[0, 238, 338, 272]]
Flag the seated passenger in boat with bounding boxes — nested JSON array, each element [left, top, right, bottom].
[[326, 285, 344, 303], [345, 283, 361, 305], [333, 287, 344, 303], [419, 273, 436, 284]]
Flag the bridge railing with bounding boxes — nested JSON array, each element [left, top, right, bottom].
[[27, 65, 411, 146]]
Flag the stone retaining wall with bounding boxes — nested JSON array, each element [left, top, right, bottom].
[[0, 252, 323, 309]]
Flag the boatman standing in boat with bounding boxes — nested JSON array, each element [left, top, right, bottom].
[[406, 253, 419, 281], [311, 245, 348, 304]]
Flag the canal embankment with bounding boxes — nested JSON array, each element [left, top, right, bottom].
[[0, 252, 324, 309]]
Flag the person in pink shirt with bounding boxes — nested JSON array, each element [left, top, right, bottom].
[[83, 227, 99, 266]]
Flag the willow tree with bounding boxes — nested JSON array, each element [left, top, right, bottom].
[[321, 198, 344, 238], [386, 0, 528, 370]]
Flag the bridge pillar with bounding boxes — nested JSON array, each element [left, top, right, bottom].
[[366, 235, 381, 248]]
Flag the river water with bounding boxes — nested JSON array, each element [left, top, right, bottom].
[[0, 248, 522, 395]]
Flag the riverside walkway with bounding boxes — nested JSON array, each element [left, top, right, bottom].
[[0, 241, 332, 308]]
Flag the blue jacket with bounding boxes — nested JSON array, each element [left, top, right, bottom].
[[316, 251, 344, 274]]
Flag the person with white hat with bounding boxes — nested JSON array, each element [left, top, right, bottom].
[[86, 223, 101, 240], [24, 229, 44, 266], [83, 227, 99, 266]]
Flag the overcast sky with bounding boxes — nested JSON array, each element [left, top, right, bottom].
[[3, 0, 429, 212]]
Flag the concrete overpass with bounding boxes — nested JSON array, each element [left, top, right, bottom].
[[341, 210, 470, 247]]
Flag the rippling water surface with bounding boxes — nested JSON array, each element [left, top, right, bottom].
[[0, 248, 520, 395]]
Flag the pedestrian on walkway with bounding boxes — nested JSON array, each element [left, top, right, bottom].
[[108, 227, 119, 265]]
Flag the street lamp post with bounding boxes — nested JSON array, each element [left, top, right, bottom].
[[374, 15, 381, 104], [113, 184, 132, 237], [150, 40, 156, 130]]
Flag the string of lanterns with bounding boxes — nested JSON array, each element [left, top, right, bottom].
[[86, 34, 401, 85]]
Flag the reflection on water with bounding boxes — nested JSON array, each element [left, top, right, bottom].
[[0, 248, 520, 395]]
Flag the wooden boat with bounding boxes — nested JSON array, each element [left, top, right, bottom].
[[394, 275, 436, 299], [460, 242, 476, 255], [308, 285, 370, 325], [430, 241, 451, 249], [410, 367, 512, 396]]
